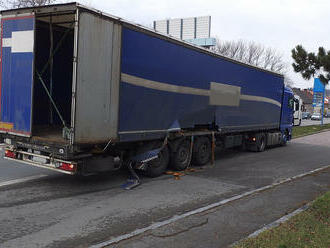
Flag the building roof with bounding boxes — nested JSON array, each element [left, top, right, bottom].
[[292, 88, 313, 104]]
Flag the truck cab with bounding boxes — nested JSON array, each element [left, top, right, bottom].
[[280, 86, 294, 143], [293, 95, 303, 126]]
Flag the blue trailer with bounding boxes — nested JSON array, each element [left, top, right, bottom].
[[0, 3, 294, 177]]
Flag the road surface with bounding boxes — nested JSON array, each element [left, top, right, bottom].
[[0, 132, 330, 248]]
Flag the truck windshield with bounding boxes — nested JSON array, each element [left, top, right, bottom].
[[295, 100, 299, 111], [288, 97, 294, 109]]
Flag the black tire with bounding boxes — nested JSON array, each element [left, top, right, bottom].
[[145, 146, 169, 178], [256, 133, 266, 152], [249, 133, 266, 152], [170, 140, 191, 170], [192, 136, 211, 166]]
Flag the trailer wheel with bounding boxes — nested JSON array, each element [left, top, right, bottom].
[[170, 139, 191, 170], [249, 133, 266, 152], [256, 133, 266, 152], [145, 146, 169, 178], [192, 137, 211, 166]]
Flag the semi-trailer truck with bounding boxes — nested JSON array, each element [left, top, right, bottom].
[[0, 3, 294, 177]]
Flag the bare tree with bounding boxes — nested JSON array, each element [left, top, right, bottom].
[[211, 38, 293, 86], [1, 0, 56, 9], [283, 74, 294, 87], [212, 38, 286, 74], [245, 41, 264, 66]]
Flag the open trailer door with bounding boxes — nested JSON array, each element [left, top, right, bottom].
[[0, 14, 35, 137]]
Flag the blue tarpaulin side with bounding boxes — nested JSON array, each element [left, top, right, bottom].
[[119, 27, 284, 141], [0, 16, 34, 134]]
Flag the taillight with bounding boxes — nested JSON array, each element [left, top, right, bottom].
[[59, 162, 76, 172], [5, 150, 16, 159]]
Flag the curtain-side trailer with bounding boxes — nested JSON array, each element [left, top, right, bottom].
[[0, 3, 294, 177]]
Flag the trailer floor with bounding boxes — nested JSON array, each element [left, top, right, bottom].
[[32, 126, 69, 144]]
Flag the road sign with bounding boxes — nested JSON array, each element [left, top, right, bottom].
[[313, 78, 325, 124]]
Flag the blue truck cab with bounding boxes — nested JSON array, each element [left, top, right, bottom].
[[280, 86, 294, 143]]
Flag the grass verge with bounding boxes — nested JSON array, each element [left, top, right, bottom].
[[292, 123, 330, 138], [234, 191, 330, 248]]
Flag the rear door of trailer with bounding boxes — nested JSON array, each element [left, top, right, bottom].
[[73, 8, 121, 144], [0, 13, 35, 136]]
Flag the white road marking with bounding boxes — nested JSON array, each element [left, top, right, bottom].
[[230, 203, 311, 247], [89, 164, 330, 248], [0, 174, 47, 188], [247, 204, 309, 238]]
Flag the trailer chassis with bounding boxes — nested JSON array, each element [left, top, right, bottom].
[[1, 128, 288, 176]]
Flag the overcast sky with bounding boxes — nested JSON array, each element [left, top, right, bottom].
[[77, 0, 329, 89]]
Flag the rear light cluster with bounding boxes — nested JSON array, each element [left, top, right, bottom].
[[59, 162, 76, 172], [248, 137, 256, 142], [5, 150, 16, 159]]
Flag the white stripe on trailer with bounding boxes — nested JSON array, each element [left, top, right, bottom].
[[121, 73, 210, 96], [241, 94, 282, 108], [121, 73, 282, 107]]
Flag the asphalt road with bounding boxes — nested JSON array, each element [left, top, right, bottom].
[[0, 150, 56, 184], [0, 132, 330, 248]]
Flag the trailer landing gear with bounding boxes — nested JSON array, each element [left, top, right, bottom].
[[122, 161, 141, 190]]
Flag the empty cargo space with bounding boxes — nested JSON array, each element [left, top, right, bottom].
[[32, 13, 75, 143]]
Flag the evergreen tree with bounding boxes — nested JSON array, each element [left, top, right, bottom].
[[292, 45, 330, 84]]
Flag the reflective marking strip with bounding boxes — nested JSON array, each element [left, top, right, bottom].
[[0, 174, 47, 188], [121, 73, 282, 107], [89, 164, 330, 248], [0, 122, 13, 130]]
